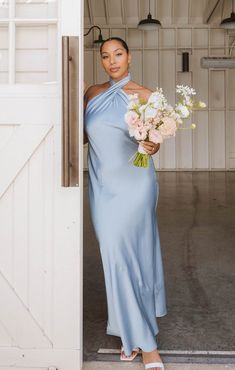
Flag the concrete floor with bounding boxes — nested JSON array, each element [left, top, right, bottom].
[[83, 171, 235, 363], [83, 362, 235, 370]]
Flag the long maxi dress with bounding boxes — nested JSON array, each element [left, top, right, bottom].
[[84, 72, 167, 356]]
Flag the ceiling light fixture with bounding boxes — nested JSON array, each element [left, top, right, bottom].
[[84, 25, 104, 45], [137, 0, 161, 31], [220, 0, 235, 29]]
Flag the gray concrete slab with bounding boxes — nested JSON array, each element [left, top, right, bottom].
[[83, 361, 235, 370]]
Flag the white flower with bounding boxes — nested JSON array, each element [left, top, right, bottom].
[[176, 85, 196, 96], [139, 104, 148, 114], [126, 93, 140, 110], [148, 90, 168, 109], [143, 106, 158, 119], [198, 101, 206, 108], [175, 103, 190, 118], [134, 128, 148, 140], [128, 100, 139, 110], [147, 94, 162, 109]]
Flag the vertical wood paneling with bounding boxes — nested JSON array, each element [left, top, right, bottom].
[[192, 49, 209, 107], [160, 50, 176, 169], [144, 30, 158, 48], [229, 111, 235, 168], [210, 70, 225, 108], [177, 121, 193, 168], [84, 51, 94, 86], [0, 324, 12, 346], [95, 50, 107, 84], [160, 50, 175, 103], [43, 130, 54, 337], [91, 0, 106, 24], [108, 0, 122, 24], [128, 28, 142, 48], [143, 51, 158, 90], [129, 50, 142, 85], [210, 28, 225, 48], [190, 0, 207, 24], [159, 28, 175, 48], [48, 25, 57, 82], [176, 72, 193, 168], [28, 141, 44, 324], [193, 28, 208, 47], [173, 0, 189, 24], [0, 185, 13, 281], [13, 162, 28, 304], [157, 0, 172, 25], [228, 69, 235, 108], [125, 0, 139, 24], [0, 26, 9, 83], [177, 28, 191, 48], [193, 111, 209, 169], [110, 28, 126, 39], [210, 111, 226, 168]]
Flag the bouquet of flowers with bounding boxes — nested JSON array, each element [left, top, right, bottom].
[[124, 85, 206, 168]]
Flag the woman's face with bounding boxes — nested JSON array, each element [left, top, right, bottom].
[[100, 40, 131, 81]]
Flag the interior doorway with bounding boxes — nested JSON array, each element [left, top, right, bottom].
[[82, 0, 235, 365]]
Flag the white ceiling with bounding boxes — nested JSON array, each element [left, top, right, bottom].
[[84, 0, 234, 27]]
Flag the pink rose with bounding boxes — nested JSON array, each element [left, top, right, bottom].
[[158, 116, 177, 138], [134, 128, 148, 140], [125, 111, 139, 127], [149, 128, 163, 144]]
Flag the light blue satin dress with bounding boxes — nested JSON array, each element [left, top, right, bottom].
[[84, 72, 167, 356]]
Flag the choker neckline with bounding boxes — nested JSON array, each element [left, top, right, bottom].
[[109, 72, 131, 86]]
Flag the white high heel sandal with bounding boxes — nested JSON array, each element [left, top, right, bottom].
[[144, 361, 164, 369], [120, 345, 140, 361]]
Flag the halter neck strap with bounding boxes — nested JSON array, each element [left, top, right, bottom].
[[109, 72, 131, 88], [85, 72, 131, 114]]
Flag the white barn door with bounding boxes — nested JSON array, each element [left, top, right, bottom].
[[0, 1, 83, 369]]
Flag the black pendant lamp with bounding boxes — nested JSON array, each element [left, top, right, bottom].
[[220, 0, 235, 29], [137, 0, 161, 30], [84, 25, 104, 45]]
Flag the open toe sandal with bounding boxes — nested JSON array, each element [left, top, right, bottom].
[[144, 361, 164, 369], [120, 345, 140, 361]]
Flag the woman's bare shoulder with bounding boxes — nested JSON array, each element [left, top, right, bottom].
[[84, 82, 109, 103]]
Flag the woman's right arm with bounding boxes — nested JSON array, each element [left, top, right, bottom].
[[84, 85, 100, 144], [83, 86, 92, 145], [83, 93, 89, 145]]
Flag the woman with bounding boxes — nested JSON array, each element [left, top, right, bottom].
[[84, 37, 167, 370]]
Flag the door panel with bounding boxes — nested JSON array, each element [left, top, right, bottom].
[[0, 0, 83, 369]]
